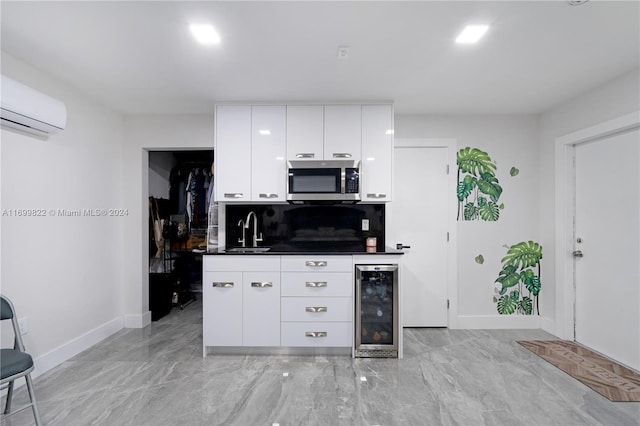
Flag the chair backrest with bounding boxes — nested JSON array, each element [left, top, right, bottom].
[[1, 295, 15, 320], [0, 295, 25, 352]]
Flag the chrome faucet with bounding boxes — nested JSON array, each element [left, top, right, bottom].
[[245, 211, 264, 247], [237, 219, 246, 247]]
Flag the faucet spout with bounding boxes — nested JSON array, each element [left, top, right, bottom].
[[245, 211, 264, 248]]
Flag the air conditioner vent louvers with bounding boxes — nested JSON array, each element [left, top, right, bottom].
[[1, 74, 67, 137]]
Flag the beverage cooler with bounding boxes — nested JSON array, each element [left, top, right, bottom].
[[355, 264, 399, 358]]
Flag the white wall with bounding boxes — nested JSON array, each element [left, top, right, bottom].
[[121, 116, 213, 326], [394, 115, 540, 322], [0, 52, 125, 373], [538, 68, 640, 335]]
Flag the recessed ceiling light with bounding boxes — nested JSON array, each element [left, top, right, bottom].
[[456, 25, 489, 44], [189, 24, 220, 45]]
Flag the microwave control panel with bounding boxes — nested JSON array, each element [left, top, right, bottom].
[[346, 168, 359, 193]]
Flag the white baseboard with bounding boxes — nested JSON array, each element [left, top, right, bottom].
[[453, 315, 542, 329], [124, 311, 152, 328], [32, 316, 123, 379]]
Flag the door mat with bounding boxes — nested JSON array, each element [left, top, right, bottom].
[[517, 340, 640, 402]]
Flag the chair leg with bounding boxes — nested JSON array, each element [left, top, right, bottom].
[[4, 380, 14, 414], [24, 374, 42, 426]]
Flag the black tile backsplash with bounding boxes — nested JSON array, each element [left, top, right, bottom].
[[225, 204, 385, 252]]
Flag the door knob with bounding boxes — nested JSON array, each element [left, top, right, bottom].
[[572, 250, 584, 258]]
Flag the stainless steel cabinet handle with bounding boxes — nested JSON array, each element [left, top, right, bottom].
[[212, 282, 234, 288], [251, 282, 273, 288], [305, 306, 328, 313], [366, 193, 387, 198], [258, 193, 278, 198], [223, 193, 244, 198], [305, 261, 327, 267], [305, 281, 328, 288], [305, 331, 327, 338], [295, 153, 315, 159], [332, 153, 352, 158]]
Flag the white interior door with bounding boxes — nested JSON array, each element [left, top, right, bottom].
[[388, 144, 449, 327], [574, 127, 639, 371]]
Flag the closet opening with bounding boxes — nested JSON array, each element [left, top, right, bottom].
[[148, 149, 214, 321]]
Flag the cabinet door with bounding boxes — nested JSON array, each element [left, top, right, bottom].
[[215, 105, 251, 202], [242, 272, 281, 346], [361, 104, 393, 202], [251, 106, 286, 202], [286, 105, 324, 160], [324, 105, 361, 161], [203, 272, 242, 346]]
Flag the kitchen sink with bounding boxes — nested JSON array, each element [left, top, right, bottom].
[[225, 247, 271, 253]]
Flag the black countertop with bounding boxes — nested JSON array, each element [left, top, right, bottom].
[[205, 246, 404, 256]]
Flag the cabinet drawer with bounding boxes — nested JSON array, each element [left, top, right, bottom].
[[281, 256, 352, 272], [281, 322, 352, 347], [281, 272, 352, 297], [204, 255, 280, 272], [281, 297, 352, 322]]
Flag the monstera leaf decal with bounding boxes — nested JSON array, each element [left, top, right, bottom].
[[497, 292, 518, 315], [457, 147, 497, 176], [476, 173, 503, 202], [456, 147, 503, 221], [494, 241, 543, 316], [501, 241, 543, 270]]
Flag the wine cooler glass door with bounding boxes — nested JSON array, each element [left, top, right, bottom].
[[355, 264, 398, 357]]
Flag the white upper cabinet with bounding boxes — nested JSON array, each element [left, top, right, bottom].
[[286, 106, 324, 160], [251, 106, 286, 202], [216, 103, 394, 203], [324, 105, 362, 160], [361, 104, 393, 202], [215, 105, 252, 202]]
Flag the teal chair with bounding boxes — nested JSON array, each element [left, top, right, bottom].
[[1, 295, 42, 425]]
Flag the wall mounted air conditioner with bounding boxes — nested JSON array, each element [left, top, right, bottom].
[[1, 74, 67, 137]]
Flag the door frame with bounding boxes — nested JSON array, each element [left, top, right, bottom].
[[554, 111, 640, 340], [389, 138, 458, 328]]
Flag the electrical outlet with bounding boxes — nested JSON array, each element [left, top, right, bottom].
[[361, 219, 370, 231], [18, 317, 28, 335]]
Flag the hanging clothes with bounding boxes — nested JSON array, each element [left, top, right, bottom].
[[185, 170, 194, 230]]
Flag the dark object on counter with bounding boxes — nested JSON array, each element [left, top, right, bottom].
[[149, 273, 174, 321]]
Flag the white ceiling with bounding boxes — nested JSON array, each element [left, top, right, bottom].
[[1, 1, 638, 115]]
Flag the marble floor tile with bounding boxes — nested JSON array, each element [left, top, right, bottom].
[[2, 299, 638, 426]]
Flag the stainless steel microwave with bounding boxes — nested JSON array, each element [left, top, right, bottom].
[[287, 160, 360, 203]]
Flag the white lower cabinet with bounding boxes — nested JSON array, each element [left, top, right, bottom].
[[243, 272, 280, 346], [203, 256, 280, 348], [203, 271, 243, 347], [203, 254, 355, 353], [280, 255, 353, 348]]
